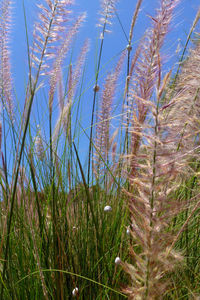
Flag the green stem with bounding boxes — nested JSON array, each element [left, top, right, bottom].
[[0, 3, 57, 297]]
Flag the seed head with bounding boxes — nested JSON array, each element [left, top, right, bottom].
[[34, 129, 45, 160]]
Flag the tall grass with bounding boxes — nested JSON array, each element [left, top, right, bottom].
[[0, 0, 200, 299]]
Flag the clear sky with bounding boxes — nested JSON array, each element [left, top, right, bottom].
[[9, 0, 200, 163]]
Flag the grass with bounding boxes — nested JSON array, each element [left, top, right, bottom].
[[0, 0, 200, 299]]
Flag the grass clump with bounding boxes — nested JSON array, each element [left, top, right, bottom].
[[0, 0, 200, 299]]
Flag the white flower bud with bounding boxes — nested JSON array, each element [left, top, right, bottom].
[[72, 287, 78, 297], [104, 205, 112, 212], [115, 257, 121, 265]]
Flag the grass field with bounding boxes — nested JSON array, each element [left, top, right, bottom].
[[0, 0, 200, 299]]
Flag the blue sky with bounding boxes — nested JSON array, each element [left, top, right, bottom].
[[9, 0, 200, 164]]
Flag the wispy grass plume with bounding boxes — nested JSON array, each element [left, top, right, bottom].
[[94, 51, 125, 178], [87, 0, 119, 184], [129, 0, 179, 177], [0, 0, 14, 123]]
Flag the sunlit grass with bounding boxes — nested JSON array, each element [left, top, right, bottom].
[[0, 0, 200, 299]]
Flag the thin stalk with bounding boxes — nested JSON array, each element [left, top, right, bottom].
[[87, 15, 108, 185], [0, 5, 57, 296], [49, 110, 60, 298], [1, 86, 38, 300], [23, 0, 32, 92], [124, 0, 143, 156], [117, 0, 143, 190], [2, 109, 9, 203], [29, 153, 44, 236], [73, 142, 112, 281]]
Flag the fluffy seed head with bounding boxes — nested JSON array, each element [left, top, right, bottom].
[[48, 13, 86, 114], [34, 129, 45, 160], [72, 287, 78, 297], [94, 51, 125, 175], [0, 0, 14, 123], [97, 0, 118, 33]]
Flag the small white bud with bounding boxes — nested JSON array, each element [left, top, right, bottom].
[[115, 257, 121, 265], [104, 205, 112, 212], [126, 228, 130, 235], [72, 287, 78, 297]]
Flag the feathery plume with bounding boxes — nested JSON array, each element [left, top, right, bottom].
[[129, 0, 179, 177], [94, 51, 125, 176], [122, 69, 187, 300], [67, 39, 89, 104], [97, 0, 118, 34], [30, 0, 74, 80], [128, 0, 143, 46], [52, 39, 89, 147], [163, 34, 200, 155], [48, 13, 86, 114], [53, 101, 71, 149], [57, 67, 65, 111], [67, 63, 73, 108], [121, 1, 186, 298], [34, 128, 45, 160], [0, 0, 14, 123]]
